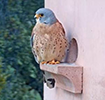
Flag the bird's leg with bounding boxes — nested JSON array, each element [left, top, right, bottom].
[[41, 61, 48, 64], [48, 59, 60, 64]]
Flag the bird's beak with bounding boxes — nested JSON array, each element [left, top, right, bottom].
[[34, 14, 41, 19]]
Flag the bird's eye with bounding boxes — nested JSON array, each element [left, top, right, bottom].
[[40, 14, 44, 17]]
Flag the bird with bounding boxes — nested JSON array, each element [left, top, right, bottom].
[[31, 8, 68, 88]]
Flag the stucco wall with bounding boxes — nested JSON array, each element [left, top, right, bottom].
[[44, 0, 105, 100]]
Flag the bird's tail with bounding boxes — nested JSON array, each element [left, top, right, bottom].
[[43, 71, 55, 88]]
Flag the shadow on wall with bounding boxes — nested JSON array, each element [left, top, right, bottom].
[[66, 38, 78, 63]]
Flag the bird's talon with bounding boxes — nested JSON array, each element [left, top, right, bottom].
[[48, 60, 60, 64], [55, 60, 60, 64], [41, 61, 48, 64]]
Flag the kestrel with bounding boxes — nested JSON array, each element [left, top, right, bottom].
[[31, 8, 68, 88]]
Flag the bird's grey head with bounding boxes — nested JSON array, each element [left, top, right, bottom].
[[34, 8, 57, 25]]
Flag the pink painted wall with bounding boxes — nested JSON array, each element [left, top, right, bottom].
[[44, 0, 105, 100]]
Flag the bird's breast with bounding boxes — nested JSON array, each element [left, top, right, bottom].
[[44, 34, 50, 40]]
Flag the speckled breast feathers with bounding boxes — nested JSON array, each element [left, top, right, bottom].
[[31, 21, 68, 63]]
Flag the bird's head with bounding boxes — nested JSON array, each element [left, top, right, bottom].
[[34, 8, 57, 25]]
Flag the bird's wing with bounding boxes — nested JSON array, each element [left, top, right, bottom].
[[30, 27, 36, 47], [30, 26, 39, 63], [55, 21, 69, 62], [57, 21, 65, 36]]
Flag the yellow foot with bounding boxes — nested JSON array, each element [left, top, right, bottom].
[[48, 59, 60, 64], [41, 61, 48, 64]]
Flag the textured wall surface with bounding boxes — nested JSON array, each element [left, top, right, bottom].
[[44, 0, 105, 100]]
